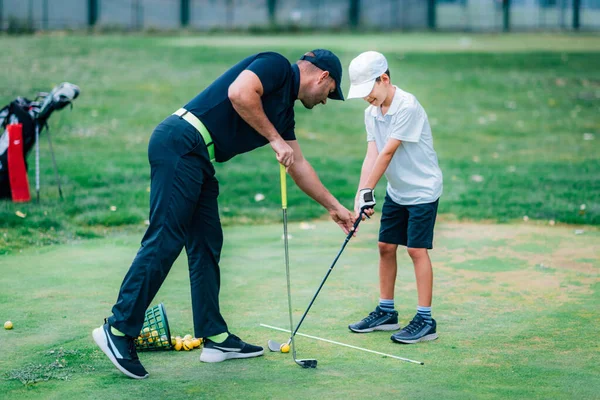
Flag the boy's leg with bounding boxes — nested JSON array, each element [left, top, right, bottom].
[[379, 242, 398, 301], [408, 248, 433, 308], [391, 199, 439, 344], [348, 193, 405, 333]]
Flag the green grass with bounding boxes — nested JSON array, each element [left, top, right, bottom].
[[1, 220, 599, 399], [1, 33, 599, 253]]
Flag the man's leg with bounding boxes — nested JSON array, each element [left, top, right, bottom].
[[109, 129, 206, 337], [185, 166, 263, 363], [94, 119, 207, 378], [185, 174, 228, 338]]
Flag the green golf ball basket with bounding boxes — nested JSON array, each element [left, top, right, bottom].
[[135, 303, 173, 351]]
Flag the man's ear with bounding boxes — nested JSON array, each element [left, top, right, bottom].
[[318, 70, 330, 83]]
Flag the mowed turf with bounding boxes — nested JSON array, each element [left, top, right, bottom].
[[1, 219, 599, 399], [1, 33, 600, 253]]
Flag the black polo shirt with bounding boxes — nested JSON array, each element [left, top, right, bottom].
[[184, 52, 299, 163]]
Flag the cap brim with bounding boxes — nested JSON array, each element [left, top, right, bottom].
[[328, 82, 344, 101], [347, 80, 376, 100]]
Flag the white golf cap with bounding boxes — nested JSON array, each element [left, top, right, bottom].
[[347, 51, 389, 99]]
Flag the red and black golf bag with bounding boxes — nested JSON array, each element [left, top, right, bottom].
[[0, 82, 80, 201]]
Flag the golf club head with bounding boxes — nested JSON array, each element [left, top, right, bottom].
[[267, 339, 282, 352], [295, 359, 317, 368]]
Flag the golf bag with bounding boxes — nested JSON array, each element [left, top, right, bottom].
[[0, 82, 80, 200]]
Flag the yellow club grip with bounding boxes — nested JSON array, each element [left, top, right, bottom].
[[280, 163, 287, 209]]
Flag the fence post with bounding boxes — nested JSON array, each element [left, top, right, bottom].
[[573, 0, 580, 30], [349, 0, 360, 29], [28, 0, 33, 30], [43, 0, 48, 30], [88, 0, 98, 27], [181, 0, 190, 27], [428, 0, 436, 30], [503, 0, 510, 32], [267, 0, 277, 26]]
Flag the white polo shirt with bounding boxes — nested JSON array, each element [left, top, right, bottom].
[[365, 86, 443, 205]]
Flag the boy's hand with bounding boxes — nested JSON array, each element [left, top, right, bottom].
[[354, 199, 375, 220], [359, 188, 376, 212]]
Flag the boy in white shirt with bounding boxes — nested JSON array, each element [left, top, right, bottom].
[[347, 51, 443, 344]]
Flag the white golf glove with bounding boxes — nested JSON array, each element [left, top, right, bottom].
[[358, 188, 376, 211]]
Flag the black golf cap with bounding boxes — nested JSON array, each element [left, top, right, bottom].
[[300, 49, 345, 101]]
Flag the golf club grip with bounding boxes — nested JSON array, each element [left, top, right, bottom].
[[280, 164, 287, 209]]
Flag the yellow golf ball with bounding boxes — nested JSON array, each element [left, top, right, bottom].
[[4, 321, 13, 330], [280, 343, 290, 353]]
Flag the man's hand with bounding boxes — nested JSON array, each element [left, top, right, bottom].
[[358, 188, 376, 213], [271, 137, 294, 167], [329, 206, 355, 235]]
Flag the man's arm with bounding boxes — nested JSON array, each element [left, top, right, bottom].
[[228, 70, 294, 167], [286, 140, 355, 234]]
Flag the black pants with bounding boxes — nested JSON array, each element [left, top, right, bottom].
[[108, 115, 227, 339]]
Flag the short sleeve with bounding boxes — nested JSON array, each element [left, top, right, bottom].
[[365, 108, 376, 142], [245, 52, 290, 96], [390, 103, 425, 143]]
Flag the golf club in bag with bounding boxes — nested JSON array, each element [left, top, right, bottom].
[[269, 164, 365, 368], [0, 82, 80, 201]]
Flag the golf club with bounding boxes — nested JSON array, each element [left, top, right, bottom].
[[268, 177, 365, 367], [275, 163, 316, 368]]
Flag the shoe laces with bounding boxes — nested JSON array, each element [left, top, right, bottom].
[[403, 316, 426, 334], [362, 310, 383, 323], [128, 338, 140, 361]]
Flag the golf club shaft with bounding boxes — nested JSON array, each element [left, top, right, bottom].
[[288, 214, 363, 340], [45, 127, 63, 200], [280, 164, 297, 357]]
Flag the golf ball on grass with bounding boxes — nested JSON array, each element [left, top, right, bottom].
[[4, 321, 13, 330], [280, 343, 290, 353]]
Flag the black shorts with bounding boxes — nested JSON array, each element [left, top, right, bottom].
[[378, 193, 439, 249]]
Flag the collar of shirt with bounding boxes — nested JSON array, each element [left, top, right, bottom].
[[369, 85, 402, 120], [291, 64, 300, 101]]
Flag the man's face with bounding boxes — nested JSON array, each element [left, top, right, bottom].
[[363, 76, 389, 107], [301, 72, 336, 109]]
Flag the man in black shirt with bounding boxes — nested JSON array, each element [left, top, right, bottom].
[[93, 49, 355, 379]]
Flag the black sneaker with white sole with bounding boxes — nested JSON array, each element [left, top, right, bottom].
[[200, 333, 264, 363], [92, 321, 149, 379], [391, 314, 438, 344], [348, 306, 400, 333]]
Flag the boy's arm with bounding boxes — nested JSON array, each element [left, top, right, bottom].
[[358, 138, 402, 214], [286, 140, 355, 234], [364, 138, 402, 189], [354, 141, 379, 217]]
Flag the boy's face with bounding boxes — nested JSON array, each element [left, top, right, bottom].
[[362, 74, 390, 107]]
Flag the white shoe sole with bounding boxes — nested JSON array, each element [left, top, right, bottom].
[[199, 348, 264, 363], [92, 327, 149, 379], [392, 332, 439, 344], [349, 323, 401, 333]]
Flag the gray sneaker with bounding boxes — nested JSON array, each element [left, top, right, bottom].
[[348, 306, 400, 333], [391, 314, 438, 344]]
